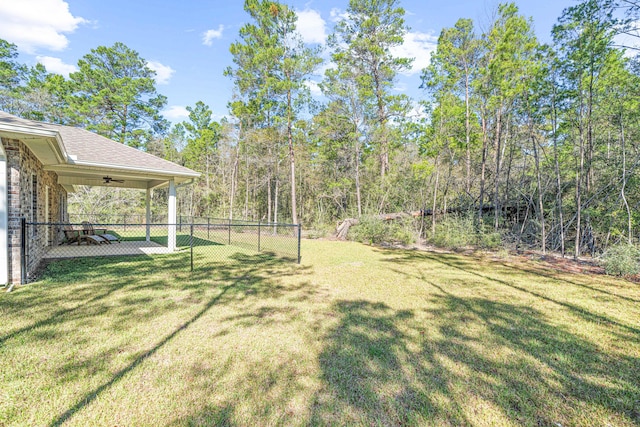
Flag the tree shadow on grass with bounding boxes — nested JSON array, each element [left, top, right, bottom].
[[47, 280, 238, 426], [44, 253, 310, 426], [494, 259, 640, 304], [311, 293, 640, 426], [311, 300, 467, 426], [377, 248, 640, 340], [0, 249, 311, 426], [312, 247, 640, 425], [1, 248, 305, 344], [169, 404, 235, 427]]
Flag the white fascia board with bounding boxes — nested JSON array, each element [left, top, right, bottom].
[[0, 123, 68, 163], [67, 159, 200, 179], [53, 133, 69, 162], [0, 122, 58, 138]]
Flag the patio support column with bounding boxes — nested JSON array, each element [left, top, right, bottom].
[[0, 144, 7, 286], [168, 179, 176, 251], [145, 188, 151, 242]]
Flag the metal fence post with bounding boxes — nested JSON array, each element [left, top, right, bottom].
[[207, 217, 210, 240], [297, 224, 301, 264], [20, 217, 27, 284], [179, 215, 182, 232], [258, 220, 261, 252], [228, 219, 232, 245], [190, 223, 194, 272], [123, 214, 127, 232]]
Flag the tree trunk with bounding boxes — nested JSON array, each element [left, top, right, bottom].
[[432, 156, 440, 235], [532, 131, 546, 254], [551, 85, 565, 257], [267, 173, 272, 224], [336, 218, 359, 240], [244, 148, 250, 220], [465, 71, 471, 195], [355, 136, 362, 217], [479, 114, 488, 226], [373, 66, 388, 178], [620, 118, 632, 244], [229, 143, 239, 221], [575, 123, 585, 259], [274, 178, 279, 234], [493, 108, 503, 231], [287, 84, 298, 226]]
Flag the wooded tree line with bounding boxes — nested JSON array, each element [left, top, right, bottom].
[[2, 0, 640, 256]]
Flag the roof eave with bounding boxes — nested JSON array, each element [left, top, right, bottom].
[[0, 123, 68, 163], [67, 159, 200, 179], [0, 118, 200, 182]]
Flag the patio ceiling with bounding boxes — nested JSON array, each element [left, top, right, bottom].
[[45, 163, 194, 190]]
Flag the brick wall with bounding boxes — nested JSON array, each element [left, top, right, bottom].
[[3, 137, 67, 283]]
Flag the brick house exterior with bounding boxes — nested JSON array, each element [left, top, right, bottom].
[[3, 137, 67, 284], [0, 111, 199, 287]]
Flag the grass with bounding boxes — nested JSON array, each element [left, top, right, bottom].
[[111, 224, 299, 259], [1, 240, 639, 426]]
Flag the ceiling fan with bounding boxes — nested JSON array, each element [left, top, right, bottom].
[[102, 176, 124, 184]]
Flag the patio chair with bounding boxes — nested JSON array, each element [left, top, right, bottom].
[[63, 224, 108, 245], [62, 224, 81, 245], [81, 221, 121, 243]]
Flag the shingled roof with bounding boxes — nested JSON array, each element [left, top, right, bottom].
[[0, 111, 199, 189]]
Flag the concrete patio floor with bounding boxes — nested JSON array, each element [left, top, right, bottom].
[[44, 240, 174, 259]]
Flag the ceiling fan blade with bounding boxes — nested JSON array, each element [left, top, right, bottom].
[[102, 176, 124, 184]]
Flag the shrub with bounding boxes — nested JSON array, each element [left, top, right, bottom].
[[350, 216, 415, 245], [599, 244, 640, 276], [430, 214, 476, 249], [480, 232, 502, 249], [429, 214, 503, 250], [306, 223, 334, 239]]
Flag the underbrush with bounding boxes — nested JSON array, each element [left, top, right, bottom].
[[428, 214, 502, 250], [350, 215, 415, 245], [598, 243, 640, 276]]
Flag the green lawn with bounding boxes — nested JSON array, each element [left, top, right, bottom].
[[112, 224, 299, 259], [1, 240, 639, 426]]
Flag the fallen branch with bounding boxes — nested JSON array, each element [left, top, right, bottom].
[[336, 218, 358, 240]]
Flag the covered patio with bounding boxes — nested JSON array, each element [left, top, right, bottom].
[[39, 123, 200, 252], [0, 111, 200, 285], [44, 240, 174, 258]]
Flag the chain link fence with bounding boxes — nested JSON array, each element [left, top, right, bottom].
[[21, 219, 301, 284], [68, 214, 278, 230]]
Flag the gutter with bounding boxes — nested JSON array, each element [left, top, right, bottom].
[[66, 159, 200, 179]]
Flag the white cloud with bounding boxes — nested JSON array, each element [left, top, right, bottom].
[[325, 9, 435, 76], [163, 106, 189, 121], [146, 61, 175, 85], [393, 82, 408, 92], [36, 56, 77, 76], [0, 0, 86, 53], [329, 8, 349, 23], [391, 31, 438, 76], [408, 101, 428, 120], [614, 22, 640, 58], [296, 9, 326, 44], [305, 80, 322, 96], [202, 25, 224, 46]]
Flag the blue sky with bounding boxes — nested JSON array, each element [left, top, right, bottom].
[[1, 0, 580, 124]]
